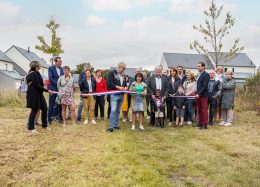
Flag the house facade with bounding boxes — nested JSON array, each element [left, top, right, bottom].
[[161, 52, 256, 86], [5, 45, 50, 78], [0, 50, 23, 90]]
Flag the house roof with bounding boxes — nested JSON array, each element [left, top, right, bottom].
[[110, 67, 142, 77], [0, 70, 23, 80], [208, 52, 256, 67], [162, 53, 214, 69], [9, 45, 50, 68], [0, 50, 14, 63]]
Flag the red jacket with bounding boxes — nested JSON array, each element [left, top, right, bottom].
[[95, 78, 108, 92]]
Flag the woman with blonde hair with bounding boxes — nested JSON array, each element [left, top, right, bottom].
[[183, 71, 196, 125]]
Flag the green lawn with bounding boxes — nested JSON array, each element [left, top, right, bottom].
[[0, 107, 259, 187]]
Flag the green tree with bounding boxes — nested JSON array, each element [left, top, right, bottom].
[[72, 62, 94, 74], [190, 0, 244, 68], [35, 18, 64, 65]]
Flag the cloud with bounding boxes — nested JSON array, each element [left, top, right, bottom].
[[169, 0, 237, 13], [0, 1, 21, 18], [83, 0, 132, 11], [85, 15, 110, 27], [83, 0, 166, 11]]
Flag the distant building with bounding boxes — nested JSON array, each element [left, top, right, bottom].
[[5, 45, 50, 78], [0, 50, 23, 89], [161, 52, 256, 86]]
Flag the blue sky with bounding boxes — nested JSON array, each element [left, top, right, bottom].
[[0, 0, 259, 69]]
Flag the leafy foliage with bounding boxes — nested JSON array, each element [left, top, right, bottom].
[[190, 0, 244, 68], [71, 62, 94, 74], [35, 18, 64, 65]]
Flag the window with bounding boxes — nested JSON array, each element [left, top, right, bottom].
[[232, 68, 235, 72], [5, 64, 8, 71], [224, 68, 227, 72]]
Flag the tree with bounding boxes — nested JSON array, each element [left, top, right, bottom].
[[71, 62, 94, 74], [190, 0, 244, 68], [35, 17, 64, 65]]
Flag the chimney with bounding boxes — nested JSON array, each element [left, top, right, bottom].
[[28, 47, 30, 53]]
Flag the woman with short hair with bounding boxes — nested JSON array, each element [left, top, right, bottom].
[[26, 61, 53, 134], [57, 66, 76, 126]]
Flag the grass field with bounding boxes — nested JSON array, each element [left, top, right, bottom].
[[0, 106, 259, 187]]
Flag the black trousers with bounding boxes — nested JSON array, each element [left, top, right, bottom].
[[95, 96, 105, 118], [28, 108, 47, 130]]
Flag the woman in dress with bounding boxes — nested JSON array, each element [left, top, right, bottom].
[[57, 66, 76, 126], [129, 72, 147, 130], [26, 61, 53, 134]]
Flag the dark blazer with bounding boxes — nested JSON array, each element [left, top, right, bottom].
[[80, 77, 96, 94], [146, 74, 170, 97], [107, 69, 127, 90], [208, 80, 220, 97], [168, 76, 182, 94], [48, 65, 64, 91], [26, 71, 48, 109], [196, 71, 210, 97]]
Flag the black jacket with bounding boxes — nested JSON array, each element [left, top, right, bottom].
[[208, 79, 220, 97], [26, 71, 48, 109], [196, 71, 210, 97], [80, 78, 96, 93], [107, 70, 127, 90], [168, 76, 182, 94]]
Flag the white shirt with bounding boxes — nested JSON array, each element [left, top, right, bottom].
[[87, 79, 92, 92], [56, 67, 61, 76], [156, 76, 162, 90], [118, 74, 124, 86]]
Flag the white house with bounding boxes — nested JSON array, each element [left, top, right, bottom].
[[5, 45, 50, 78], [0, 50, 23, 89], [161, 52, 257, 86]]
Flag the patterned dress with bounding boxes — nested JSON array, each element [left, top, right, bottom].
[[57, 75, 75, 106]]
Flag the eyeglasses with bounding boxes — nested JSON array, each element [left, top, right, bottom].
[[120, 66, 126, 70]]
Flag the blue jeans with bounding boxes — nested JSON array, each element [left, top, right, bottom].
[[109, 94, 124, 129], [48, 94, 62, 123], [185, 99, 194, 122], [77, 96, 83, 120]]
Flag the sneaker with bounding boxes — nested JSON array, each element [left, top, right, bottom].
[[139, 125, 144, 130], [107, 128, 113, 132], [131, 125, 135, 130], [45, 127, 51, 131], [73, 123, 77, 127], [146, 116, 150, 120], [168, 122, 172, 126], [91, 119, 97, 125], [29, 129, 38, 134], [187, 121, 192, 125], [219, 121, 226, 125], [84, 120, 89, 125], [223, 122, 232, 126], [122, 118, 127, 122]]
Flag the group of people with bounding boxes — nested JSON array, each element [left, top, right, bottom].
[[25, 57, 236, 134]]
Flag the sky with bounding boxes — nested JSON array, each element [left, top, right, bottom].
[[0, 0, 259, 70]]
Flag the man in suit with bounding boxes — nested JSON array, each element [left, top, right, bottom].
[[177, 65, 186, 84], [195, 62, 210, 130], [47, 57, 64, 125], [146, 65, 170, 128]]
